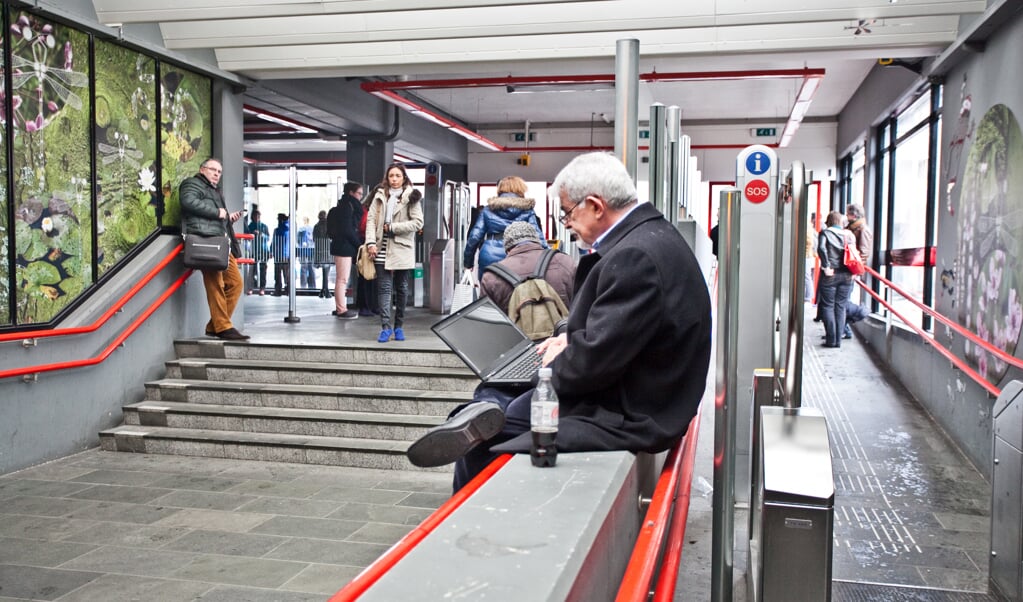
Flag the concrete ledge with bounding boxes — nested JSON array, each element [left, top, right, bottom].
[[360, 451, 646, 602]]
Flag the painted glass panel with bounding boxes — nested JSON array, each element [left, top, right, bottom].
[[0, 24, 8, 325], [160, 64, 212, 228]]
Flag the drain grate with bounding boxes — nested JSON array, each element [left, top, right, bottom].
[[833, 580, 1003, 601]]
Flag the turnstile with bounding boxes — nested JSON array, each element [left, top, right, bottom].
[[750, 406, 834, 602]]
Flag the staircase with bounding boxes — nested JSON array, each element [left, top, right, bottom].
[[99, 338, 477, 470]]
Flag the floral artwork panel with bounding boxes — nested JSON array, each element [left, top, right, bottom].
[[95, 39, 158, 275], [955, 104, 1023, 384], [10, 12, 92, 324], [160, 64, 212, 228], [0, 27, 8, 325]]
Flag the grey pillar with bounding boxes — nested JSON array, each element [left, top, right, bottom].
[[648, 103, 666, 214], [347, 139, 394, 191], [614, 39, 639, 181], [666, 105, 681, 224]]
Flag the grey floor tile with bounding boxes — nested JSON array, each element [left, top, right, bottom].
[[66, 485, 171, 504], [282, 563, 363, 595], [69, 470, 166, 487], [371, 475, 453, 494], [0, 496, 97, 518], [0, 515, 97, 541], [196, 586, 324, 602], [249, 516, 364, 540], [346, 522, 414, 545], [225, 479, 329, 499], [0, 564, 100, 601], [58, 546, 197, 577], [917, 565, 989, 592], [171, 555, 306, 588], [0, 479, 95, 500], [147, 474, 245, 493], [934, 512, 991, 532], [63, 501, 181, 525], [150, 489, 258, 511], [310, 486, 410, 505], [51, 573, 212, 602], [265, 538, 389, 566], [234, 496, 341, 518], [214, 463, 323, 483], [0, 537, 97, 567], [153, 508, 272, 532], [61, 522, 191, 549], [326, 502, 432, 526], [2, 463, 94, 482], [160, 529, 288, 557], [396, 491, 448, 509]]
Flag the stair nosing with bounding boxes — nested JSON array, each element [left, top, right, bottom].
[[125, 401, 444, 426], [101, 424, 412, 452], [145, 378, 475, 400]]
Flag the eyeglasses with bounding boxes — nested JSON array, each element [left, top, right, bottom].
[[202, 165, 222, 174], [558, 199, 585, 225]]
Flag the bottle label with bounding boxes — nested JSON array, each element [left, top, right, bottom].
[[531, 401, 558, 431]]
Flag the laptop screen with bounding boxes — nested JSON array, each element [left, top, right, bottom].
[[432, 298, 531, 376]]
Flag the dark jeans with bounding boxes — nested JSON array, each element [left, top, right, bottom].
[[376, 265, 409, 329], [250, 262, 267, 292], [452, 384, 533, 492], [357, 274, 378, 311], [820, 273, 853, 347], [319, 266, 331, 295], [300, 262, 316, 289], [273, 261, 290, 294]]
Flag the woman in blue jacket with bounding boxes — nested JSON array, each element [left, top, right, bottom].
[[463, 176, 546, 273]]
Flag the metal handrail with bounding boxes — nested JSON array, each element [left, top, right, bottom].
[[0, 270, 193, 381], [615, 411, 701, 602], [0, 244, 183, 343], [327, 454, 513, 602], [857, 275, 999, 397], [652, 410, 702, 601], [863, 265, 1023, 372]]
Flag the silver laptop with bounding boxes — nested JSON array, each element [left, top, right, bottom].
[[431, 297, 542, 386]]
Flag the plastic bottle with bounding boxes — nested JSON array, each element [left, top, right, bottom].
[[530, 367, 559, 467]]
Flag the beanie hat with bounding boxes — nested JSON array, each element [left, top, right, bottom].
[[503, 222, 540, 252]]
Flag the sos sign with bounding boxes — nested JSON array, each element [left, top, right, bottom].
[[744, 179, 771, 204]]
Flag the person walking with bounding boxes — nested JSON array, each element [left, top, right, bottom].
[[365, 163, 423, 342], [245, 210, 270, 296], [818, 210, 856, 348], [272, 213, 290, 296], [179, 157, 249, 340], [327, 182, 363, 319], [463, 176, 546, 274], [313, 210, 332, 298]]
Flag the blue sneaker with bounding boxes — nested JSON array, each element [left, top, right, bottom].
[[377, 329, 392, 343], [393, 327, 405, 341]]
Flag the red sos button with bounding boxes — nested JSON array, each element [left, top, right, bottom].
[[744, 179, 771, 203], [426, 175, 438, 186]]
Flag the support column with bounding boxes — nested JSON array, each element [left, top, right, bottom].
[[346, 139, 394, 190], [614, 39, 639, 181]]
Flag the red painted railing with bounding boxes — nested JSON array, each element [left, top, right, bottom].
[[858, 267, 1000, 397], [615, 410, 702, 602], [0, 244, 184, 343], [328, 454, 513, 601]]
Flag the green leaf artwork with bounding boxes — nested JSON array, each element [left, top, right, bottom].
[[161, 64, 213, 229]]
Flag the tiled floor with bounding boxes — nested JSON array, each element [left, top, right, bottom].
[[0, 450, 453, 601]]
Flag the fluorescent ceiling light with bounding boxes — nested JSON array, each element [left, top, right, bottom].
[[243, 106, 316, 134], [410, 110, 453, 128]]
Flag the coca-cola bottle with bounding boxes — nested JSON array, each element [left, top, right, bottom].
[[530, 367, 559, 467]]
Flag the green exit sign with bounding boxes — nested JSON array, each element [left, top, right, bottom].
[[513, 133, 536, 142], [639, 130, 650, 139], [753, 128, 777, 137]]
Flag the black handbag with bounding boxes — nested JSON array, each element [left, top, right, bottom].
[[183, 233, 230, 271]]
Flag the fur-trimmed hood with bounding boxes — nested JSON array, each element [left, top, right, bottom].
[[485, 194, 535, 212]]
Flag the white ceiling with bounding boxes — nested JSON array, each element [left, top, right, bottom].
[[91, 0, 986, 135]]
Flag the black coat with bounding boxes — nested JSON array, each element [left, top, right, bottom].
[[493, 203, 712, 454], [327, 193, 363, 257]]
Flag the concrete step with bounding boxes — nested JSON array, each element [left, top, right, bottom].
[[98, 424, 445, 471], [164, 358, 478, 392], [123, 401, 444, 440], [174, 339, 463, 369], [145, 379, 469, 415]]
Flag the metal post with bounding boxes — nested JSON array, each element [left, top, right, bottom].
[[712, 188, 742, 602], [614, 39, 639, 181], [680, 133, 692, 219], [284, 165, 300, 324], [666, 105, 681, 225], [782, 162, 808, 408], [648, 103, 666, 214]]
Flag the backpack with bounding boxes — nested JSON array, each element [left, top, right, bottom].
[[484, 249, 569, 341]]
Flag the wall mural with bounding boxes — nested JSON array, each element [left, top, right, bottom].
[[94, 40, 158, 275], [10, 12, 92, 324], [160, 64, 211, 228], [955, 103, 1023, 384], [0, 28, 8, 325]]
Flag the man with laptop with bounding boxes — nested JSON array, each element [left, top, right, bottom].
[[408, 152, 713, 492]]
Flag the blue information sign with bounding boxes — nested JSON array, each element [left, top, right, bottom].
[[427, 163, 438, 175], [745, 152, 771, 175]]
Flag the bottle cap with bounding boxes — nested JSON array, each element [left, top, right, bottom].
[[538, 367, 552, 378]]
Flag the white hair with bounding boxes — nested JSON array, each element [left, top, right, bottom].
[[549, 152, 637, 209]]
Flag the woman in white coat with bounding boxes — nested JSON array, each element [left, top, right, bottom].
[[365, 163, 424, 343]]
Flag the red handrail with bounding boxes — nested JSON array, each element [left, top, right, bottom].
[[0, 244, 184, 343], [615, 417, 694, 602], [858, 279, 999, 397], [0, 270, 193, 381], [652, 410, 702, 601], [863, 266, 1023, 372], [328, 454, 513, 602]]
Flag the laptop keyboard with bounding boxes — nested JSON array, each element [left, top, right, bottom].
[[493, 350, 541, 380]]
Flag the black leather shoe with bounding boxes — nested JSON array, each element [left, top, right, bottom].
[[216, 328, 250, 341], [406, 402, 505, 467]]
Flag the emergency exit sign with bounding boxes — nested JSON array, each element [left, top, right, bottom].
[[752, 128, 777, 137], [513, 133, 536, 142]]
